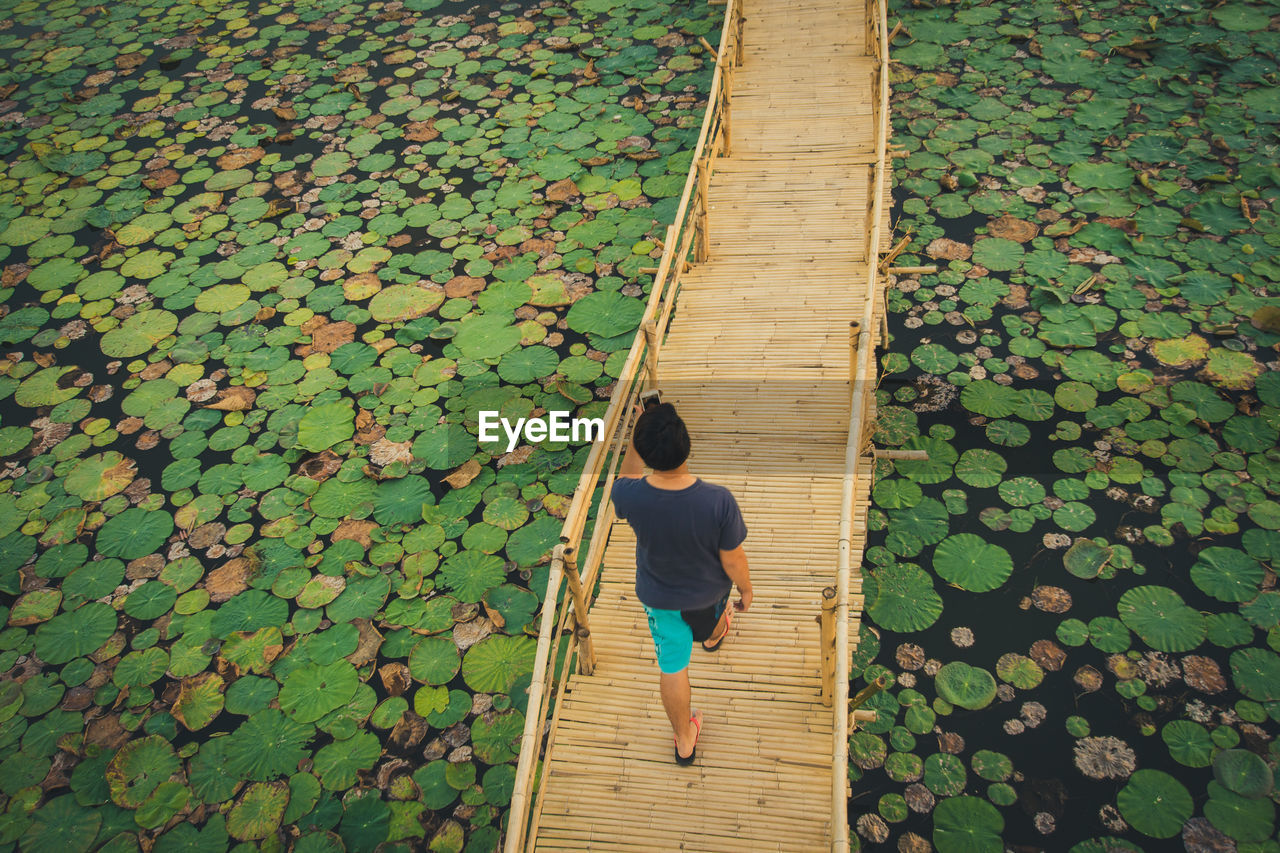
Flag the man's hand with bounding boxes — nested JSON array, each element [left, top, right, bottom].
[[617, 402, 646, 479], [719, 545, 751, 612]]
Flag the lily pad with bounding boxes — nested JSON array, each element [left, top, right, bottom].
[[933, 796, 1004, 853], [866, 564, 943, 632], [932, 533, 1013, 592], [935, 661, 997, 710], [1064, 539, 1110, 579], [1116, 586, 1206, 653], [1212, 748, 1273, 799], [1116, 769, 1193, 839]]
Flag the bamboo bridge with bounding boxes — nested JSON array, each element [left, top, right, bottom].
[[504, 0, 893, 848]]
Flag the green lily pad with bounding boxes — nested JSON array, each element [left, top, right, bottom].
[[565, 291, 643, 337], [866, 563, 943, 632], [1212, 748, 1273, 799], [1064, 539, 1110, 579], [933, 533, 1013, 592], [106, 735, 180, 808], [935, 661, 997, 710], [1116, 769, 1193, 839], [228, 781, 290, 841], [296, 402, 357, 452], [278, 661, 359, 723], [1230, 648, 1280, 701], [933, 796, 1003, 853], [1116, 586, 1206, 653], [1190, 546, 1263, 603], [33, 601, 116, 665]]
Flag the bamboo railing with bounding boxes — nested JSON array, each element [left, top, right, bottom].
[[502, 2, 745, 849], [826, 0, 892, 849]]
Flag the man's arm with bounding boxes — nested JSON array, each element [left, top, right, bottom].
[[617, 408, 646, 479], [719, 545, 752, 612]]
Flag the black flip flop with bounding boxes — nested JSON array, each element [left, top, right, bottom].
[[674, 711, 702, 765]]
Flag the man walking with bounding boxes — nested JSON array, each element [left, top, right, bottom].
[[611, 400, 753, 765]]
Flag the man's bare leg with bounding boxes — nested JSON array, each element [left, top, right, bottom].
[[660, 669, 700, 757]]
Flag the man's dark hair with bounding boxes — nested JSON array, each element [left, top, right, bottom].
[[633, 402, 690, 471]]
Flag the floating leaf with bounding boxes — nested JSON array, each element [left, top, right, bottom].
[[462, 635, 535, 693], [228, 781, 289, 841], [935, 662, 997, 710], [1212, 749, 1273, 799], [1117, 586, 1206, 653], [933, 533, 1013, 592], [933, 796, 1003, 853], [1064, 539, 1110, 579], [866, 564, 942, 632], [296, 403, 357, 452], [33, 602, 116, 665], [1116, 769, 1193, 839], [1190, 547, 1263, 603], [106, 735, 179, 808], [278, 661, 359, 723]]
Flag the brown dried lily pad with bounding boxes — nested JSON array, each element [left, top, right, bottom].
[[1182, 655, 1227, 693], [332, 519, 378, 548], [988, 214, 1039, 242], [205, 557, 253, 603], [1031, 585, 1072, 613], [926, 237, 972, 260], [204, 387, 256, 411]]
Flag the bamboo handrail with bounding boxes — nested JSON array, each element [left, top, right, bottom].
[[831, 0, 891, 850], [503, 1, 745, 849]]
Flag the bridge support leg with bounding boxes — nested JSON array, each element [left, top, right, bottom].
[[695, 157, 710, 262], [642, 320, 659, 390], [819, 586, 837, 706], [563, 547, 596, 675]]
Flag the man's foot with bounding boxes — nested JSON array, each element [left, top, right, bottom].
[[702, 608, 732, 652], [674, 709, 703, 765]]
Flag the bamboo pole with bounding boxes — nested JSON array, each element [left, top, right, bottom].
[[696, 156, 711, 262], [819, 586, 837, 706], [735, 7, 745, 66], [641, 319, 659, 390], [851, 674, 888, 711], [849, 709, 877, 728], [506, 545, 566, 853], [721, 66, 733, 158], [873, 449, 928, 461], [833, 0, 890, 842], [562, 547, 595, 675], [887, 265, 937, 275]]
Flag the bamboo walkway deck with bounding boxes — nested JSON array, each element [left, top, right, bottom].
[[512, 0, 891, 849]]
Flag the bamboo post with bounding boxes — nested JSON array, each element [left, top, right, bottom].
[[561, 546, 595, 676], [734, 4, 745, 65], [819, 586, 837, 707], [695, 157, 710, 262], [851, 674, 888, 711], [879, 275, 890, 349], [849, 709, 877, 729], [848, 321, 860, 386], [873, 448, 929, 461], [721, 66, 733, 157], [505, 546, 567, 853], [641, 319, 659, 389]]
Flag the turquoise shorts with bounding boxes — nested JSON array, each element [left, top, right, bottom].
[[643, 596, 729, 674]]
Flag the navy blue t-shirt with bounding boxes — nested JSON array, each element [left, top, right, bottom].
[[610, 477, 747, 610]]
